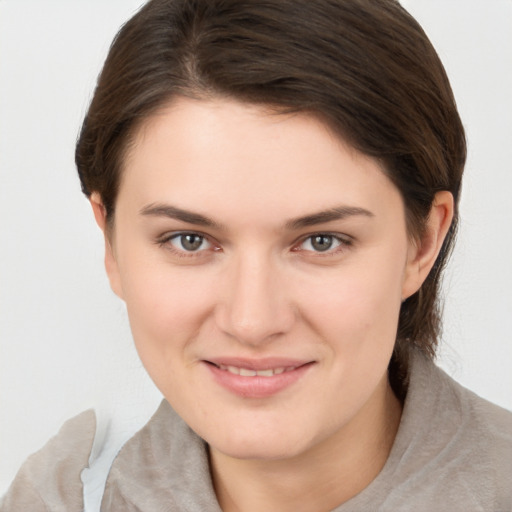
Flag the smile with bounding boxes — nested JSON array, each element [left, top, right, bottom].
[[204, 359, 315, 398], [216, 364, 297, 377]]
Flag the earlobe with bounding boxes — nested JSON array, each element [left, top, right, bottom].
[[401, 191, 454, 300], [89, 193, 125, 300]]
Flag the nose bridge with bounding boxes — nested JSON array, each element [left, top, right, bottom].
[[216, 248, 293, 345]]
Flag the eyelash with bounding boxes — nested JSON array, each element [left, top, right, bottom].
[[293, 233, 352, 256], [156, 231, 352, 257], [156, 232, 218, 258]]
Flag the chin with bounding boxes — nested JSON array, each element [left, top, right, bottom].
[[206, 424, 319, 461]]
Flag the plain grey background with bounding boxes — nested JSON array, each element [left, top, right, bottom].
[[1, 0, 511, 494]]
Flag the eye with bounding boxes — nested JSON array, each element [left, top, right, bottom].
[[168, 233, 212, 252], [298, 234, 348, 253]]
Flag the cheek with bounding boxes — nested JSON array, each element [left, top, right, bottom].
[[290, 261, 406, 403], [119, 263, 215, 364], [297, 259, 405, 342]]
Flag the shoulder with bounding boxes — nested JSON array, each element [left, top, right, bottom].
[[1, 401, 219, 512], [343, 350, 512, 512], [436, 360, 512, 509], [408, 348, 512, 439], [426, 353, 512, 458], [391, 350, 512, 510], [101, 400, 219, 511], [1, 410, 96, 512]]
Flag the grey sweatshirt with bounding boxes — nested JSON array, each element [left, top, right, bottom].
[[2, 349, 512, 511]]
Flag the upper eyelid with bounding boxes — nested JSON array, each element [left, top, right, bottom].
[[295, 231, 352, 245], [158, 229, 211, 242]]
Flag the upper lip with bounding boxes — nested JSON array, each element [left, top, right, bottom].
[[204, 357, 314, 371]]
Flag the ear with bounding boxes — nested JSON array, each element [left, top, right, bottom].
[[401, 191, 454, 300], [89, 192, 124, 300]]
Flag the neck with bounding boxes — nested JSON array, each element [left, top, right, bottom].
[[209, 375, 402, 512]]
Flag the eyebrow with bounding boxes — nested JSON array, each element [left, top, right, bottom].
[[140, 203, 374, 231], [285, 206, 374, 230], [140, 203, 225, 229]]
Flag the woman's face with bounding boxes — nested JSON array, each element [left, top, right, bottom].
[[100, 97, 428, 460]]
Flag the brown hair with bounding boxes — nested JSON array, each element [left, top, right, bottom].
[[75, 0, 466, 395]]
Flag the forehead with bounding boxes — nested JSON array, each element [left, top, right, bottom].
[[118, 97, 403, 226]]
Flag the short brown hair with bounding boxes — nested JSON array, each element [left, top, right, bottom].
[[76, 0, 466, 395]]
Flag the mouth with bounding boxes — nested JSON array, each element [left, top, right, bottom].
[[203, 358, 315, 398], [211, 363, 301, 377]]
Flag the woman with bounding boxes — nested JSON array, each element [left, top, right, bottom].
[[2, 0, 511, 510]]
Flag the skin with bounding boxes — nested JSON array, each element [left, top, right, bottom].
[[91, 97, 453, 511]]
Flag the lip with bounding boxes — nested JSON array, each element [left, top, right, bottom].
[[202, 358, 315, 398], [205, 357, 311, 371]]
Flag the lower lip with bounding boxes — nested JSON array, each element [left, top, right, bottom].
[[204, 362, 314, 398]]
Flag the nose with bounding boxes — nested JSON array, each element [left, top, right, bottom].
[[215, 252, 295, 346]]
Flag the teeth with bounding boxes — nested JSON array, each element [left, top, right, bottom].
[[239, 368, 257, 377], [217, 364, 296, 377], [256, 369, 274, 377]]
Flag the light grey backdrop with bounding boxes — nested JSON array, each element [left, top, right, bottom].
[[1, 0, 511, 494]]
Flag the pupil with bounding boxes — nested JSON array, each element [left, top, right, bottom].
[[312, 235, 332, 252], [182, 234, 203, 251]]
